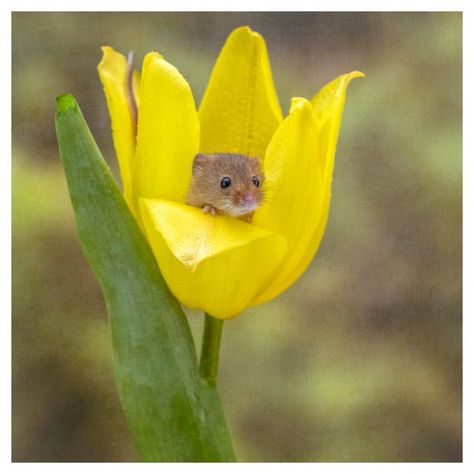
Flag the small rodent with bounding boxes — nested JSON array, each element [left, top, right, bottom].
[[186, 153, 264, 220]]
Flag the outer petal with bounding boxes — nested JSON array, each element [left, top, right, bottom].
[[134, 53, 199, 211], [252, 72, 363, 304], [198, 26, 283, 160], [140, 199, 287, 319], [98, 46, 138, 211], [252, 98, 322, 303]]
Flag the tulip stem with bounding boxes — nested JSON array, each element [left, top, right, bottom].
[[199, 313, 223, 385]]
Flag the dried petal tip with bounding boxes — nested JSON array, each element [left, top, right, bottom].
[[126, 51, 138, 128]]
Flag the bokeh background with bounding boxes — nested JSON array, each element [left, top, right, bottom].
[[12, 12, 462, 462]]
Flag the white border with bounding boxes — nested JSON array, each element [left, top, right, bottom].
[[463, 2, 471, 470], [2, 0, 470, 12], [1, 1, 12, 469], [4, 1, 470, 471]]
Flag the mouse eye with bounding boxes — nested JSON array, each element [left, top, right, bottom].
[[220, 176, 232, 188], [252, 176, 260, 187]]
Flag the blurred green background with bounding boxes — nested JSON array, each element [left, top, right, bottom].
[[12, 12, 462, 462]]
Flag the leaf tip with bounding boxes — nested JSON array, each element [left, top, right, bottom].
[[56, 94, 77, 114]]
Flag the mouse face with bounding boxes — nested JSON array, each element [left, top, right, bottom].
[[187, 153, 264, 216]]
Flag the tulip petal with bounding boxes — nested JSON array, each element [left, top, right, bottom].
[[140, 199, 287, 319], [199, 26, 283, 160], [98, 46, 138, 210], [252, 72, 363, 304], [134, 53, 199, 211]]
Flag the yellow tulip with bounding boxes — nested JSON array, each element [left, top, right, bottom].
[[98, 26, 363, 319]]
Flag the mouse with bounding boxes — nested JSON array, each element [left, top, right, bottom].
[[186, 153, 264, 221]]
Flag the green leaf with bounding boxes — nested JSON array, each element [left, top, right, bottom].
[[55, 94, 235, 462]]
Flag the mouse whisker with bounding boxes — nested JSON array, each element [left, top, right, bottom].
[[261, 182, 294, 196], [262, 163, 286, 181]]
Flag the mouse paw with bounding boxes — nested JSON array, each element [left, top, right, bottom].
[[202, 204, 218, 215], [239, 212, 254, 223]]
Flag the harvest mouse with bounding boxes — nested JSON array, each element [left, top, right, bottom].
[[186, 153, 264, 221]]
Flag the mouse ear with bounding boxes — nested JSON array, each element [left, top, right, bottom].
[[192, 153, 210, 176]]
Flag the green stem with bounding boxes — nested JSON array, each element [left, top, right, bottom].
[[199, 313, 223, 385]]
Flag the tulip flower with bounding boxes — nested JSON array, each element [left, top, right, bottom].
[[98, 26, 363, 320]]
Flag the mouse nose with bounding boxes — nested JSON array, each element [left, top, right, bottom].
[[237, 193, 256, 206]]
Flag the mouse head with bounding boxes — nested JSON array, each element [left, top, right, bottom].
[[192, 153, 264, 216]]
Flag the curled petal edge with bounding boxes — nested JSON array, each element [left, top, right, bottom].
[[140, 198, 288, 319]]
